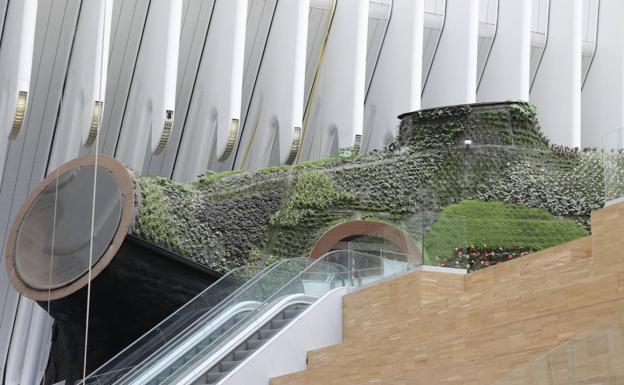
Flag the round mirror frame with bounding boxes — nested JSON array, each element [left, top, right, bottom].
[[5, 155, 134, 301]]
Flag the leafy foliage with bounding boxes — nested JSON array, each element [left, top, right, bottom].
[[131, 101, 608, 273], [195, 170, 244, 185], [270, 172, 354, 227]]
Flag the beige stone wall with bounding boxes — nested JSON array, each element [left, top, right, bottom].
[[493, 311, 624, 385], [271, 204, 624, 385]]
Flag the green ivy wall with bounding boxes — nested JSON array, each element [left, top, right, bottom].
[[131, 102, 609, 272]]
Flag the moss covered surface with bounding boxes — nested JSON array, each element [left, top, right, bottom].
[[131, 101, 612, 273]]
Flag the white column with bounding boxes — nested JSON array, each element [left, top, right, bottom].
[[4, 299, 33, 385], [19, 307, 52, 385], [115, 0, 182, 172], [477, 0, 531, 102], [298, 0, 369, 161], [0, 0, 37, 183], [362, 0, 424, 153], [48, 0, 113, 169], [421, 0, 479, 108], [529, 0, 582, 147], [234, 1, 309, 170], [581, 0, 624, 148], [0, 1, 37, 379], [173, 0, 247, 182]]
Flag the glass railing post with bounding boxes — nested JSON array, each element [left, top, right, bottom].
[[348, 243, 354, 287], [380, 249, 384, 277]]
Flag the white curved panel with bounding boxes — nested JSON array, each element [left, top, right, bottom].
[[477, 0, 531, 102], [95, 0, 149, 156], [4, 298, 52, 385], [49, 0, 113, 169], [0, 0, 37, 183], [580, 0, 599, 85], [234, 1, 309, 170], [582, 0, 623, 147], [17, 303, 51, 385], [4, 299, 34, 385], [476, 0, 498, 84], [144, 0, 216, 177], [529, 0, 549, 85], [114, 0, 182, 173], [529, 0, 582, 147], [172, 0, 247, 182], [422, 0, 445, 91], [363, 0, 424, 153], [304, 3, 333, 110], [365, 0, 392, 94], [298, 0, 369, 162], [421, 0, 479, 108]]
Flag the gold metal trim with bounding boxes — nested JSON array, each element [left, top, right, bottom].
[[353, 134, 362, 154], [154, 110, 174, 155], [218, 118, 239, 162], [285, 126, 302, 165], [84, 100, 103, 147], [8, 91, 28, 140]]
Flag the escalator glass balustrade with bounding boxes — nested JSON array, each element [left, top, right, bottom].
[[83, 249, 415, 385], [82, 266, 264, 384]]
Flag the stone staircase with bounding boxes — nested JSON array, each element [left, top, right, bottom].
[[271, 203, 624, 385]]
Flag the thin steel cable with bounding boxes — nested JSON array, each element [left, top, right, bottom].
[[82, 0, 107, 382], [44, 1, 68, 382], [43, 165, 59, 385]]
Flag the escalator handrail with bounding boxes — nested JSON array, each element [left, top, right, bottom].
[[125, 301, 263, 385], [169, 293, 318, 385]]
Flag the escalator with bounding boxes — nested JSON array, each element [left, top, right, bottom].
[[83, 250, 414, 385], [81, 266, 264, 385], [193, 302, 310, 385]]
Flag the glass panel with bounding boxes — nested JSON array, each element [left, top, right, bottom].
[[84, 249, 414, 385], [157, 250, 413, 385], [14, 164, 123, 290], [603, 128, 624, 204], [83, 265, 263, 385]]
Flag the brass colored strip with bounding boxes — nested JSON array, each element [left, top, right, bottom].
[[154, 110, 174, 155], [240, 101, 263, 169], [353, 134, 362, 154], [84, 100, 104, 147], [218, 118, 239, 162], [8, 91, 28, 140], [285, 126, 302, 165]]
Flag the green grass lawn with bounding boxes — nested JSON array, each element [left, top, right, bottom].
[[423, 200, 589, 265]]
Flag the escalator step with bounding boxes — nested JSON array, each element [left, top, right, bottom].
[[219, 360, 238, 372], [246, 339, 264, 350], [270, 318, 289, 329], [258, 328, 278, 340], [282, 309, 302, 319], [203, 371, 228, 384], [232, 349, 253, 361]]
